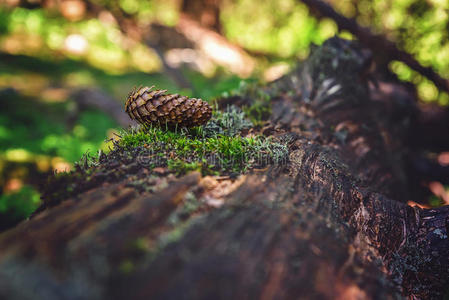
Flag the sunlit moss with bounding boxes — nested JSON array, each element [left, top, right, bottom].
[[117, 108, 288, 176]]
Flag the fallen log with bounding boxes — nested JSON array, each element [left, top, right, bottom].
[[0, 37, 448, 300]]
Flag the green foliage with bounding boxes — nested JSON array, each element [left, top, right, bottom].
[[185, 69, 244, 99], [167, 159, 209, 176], [331, 0, 449, 104], [3, 0, 449, 104], [41, 111, 116, 162], [0, 6, 159, 72], [222, 0, 449, 104], [222, 0, 336, 58], [0, 9, 10, 35], [0, 90, 118, 228], [0, 51, 177, 101], [0, 92, 117, 163], [0, 185, 41, 229]]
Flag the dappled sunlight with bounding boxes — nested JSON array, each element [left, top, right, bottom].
[[428, 181, 449, 205], [201, 34, 253, 76], [263, 63, 291, 82], [222, 0, 331, 58], [130, 45, 161, 73], [2, 149, 71, 173], [0, 1, 448, 299], [0, 7, 161, 74], [0, 72, 50, 97], [407, 200, 430, 209], [64, 34, 88, 55], [3, 178, 23, 193], [51, 157, 72, 173], [166, 48, 215, 75], [0, 0, 448, 258], [41, 87, 70, 102], [59, 0, 86, 21], [2, 33, 44, 55], [5, 149, 33, 163], [331, 0, 449, 104], [438, 151, 449, 166]]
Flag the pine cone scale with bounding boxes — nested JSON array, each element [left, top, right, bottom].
[[125, 86, 212, 128]]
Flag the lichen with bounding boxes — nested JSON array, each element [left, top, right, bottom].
[[221, 81, 273, 125], [432, 228, 448, 239]]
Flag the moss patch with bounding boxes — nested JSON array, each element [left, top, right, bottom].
[[118, 108, 288, 175], [38, 107, 288, 213]]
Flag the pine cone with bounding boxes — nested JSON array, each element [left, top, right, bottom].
[[125, 86, 212, 128]]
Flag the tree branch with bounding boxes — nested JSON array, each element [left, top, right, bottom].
[[300, 0, 449, 95]]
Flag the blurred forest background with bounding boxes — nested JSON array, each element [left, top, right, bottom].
[[1, 0, 449, 228]]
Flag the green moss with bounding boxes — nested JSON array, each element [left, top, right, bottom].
[[38, 108, 288, 212], [167, 159, 209, 176], [117, 115, 288, 176]]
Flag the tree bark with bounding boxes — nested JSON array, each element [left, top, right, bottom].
[[0, 37, 448, 300]]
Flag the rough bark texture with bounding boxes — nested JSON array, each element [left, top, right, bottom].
[[0, 37, 448, 300]]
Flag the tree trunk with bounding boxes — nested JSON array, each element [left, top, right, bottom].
[[0, 37, 448, 300], [181, 0, 222, 33]]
